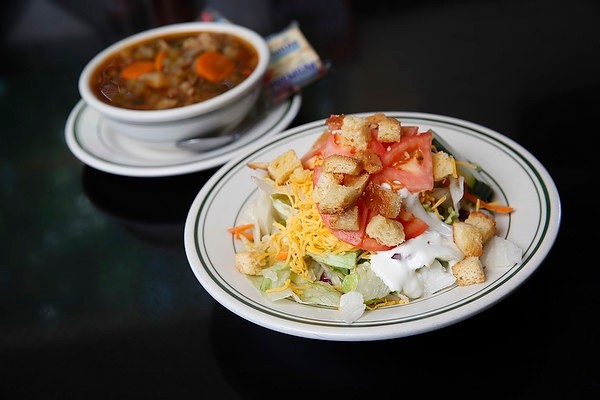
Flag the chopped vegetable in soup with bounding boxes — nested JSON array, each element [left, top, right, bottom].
[[90, 31, 259, 110]]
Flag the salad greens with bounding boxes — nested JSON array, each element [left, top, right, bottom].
[[230, 114, 521, 323]]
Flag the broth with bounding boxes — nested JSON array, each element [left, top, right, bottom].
[[90, 31, 259, 110]]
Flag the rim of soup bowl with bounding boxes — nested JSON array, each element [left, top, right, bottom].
[[78, 22, 270, 124]]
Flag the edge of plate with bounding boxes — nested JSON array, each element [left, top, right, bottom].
[[65, 94, 302, 177]]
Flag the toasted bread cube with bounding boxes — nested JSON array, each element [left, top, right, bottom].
[[317, 173, 369, 214], [355, 149, 383, 174], [344, 172, 370, 194], [452, 256, 485, 286], [313, 171, 341, 203], [453, 221, 483, 257], [366, 113, 401, 142], [339, 115, 370, 150], [365, 113, 387, 125], [302, 155, 318, 170], [323, 154, 363, 175], [432, 151, 456, 182], [267, 149, 303, 185], [234, 251, 265, 276], [375, 116, 401, 143], [318, 185, 360, 214], [364, 181, 402, 218], [465, 211, 496, 243], [328, 206, 360, 231], [365, 215, 406, 247]]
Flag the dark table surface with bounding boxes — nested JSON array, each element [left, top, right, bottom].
[[1, 0, 597, 398]]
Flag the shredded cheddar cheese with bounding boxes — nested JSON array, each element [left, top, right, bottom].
[[264, 167, 358, 277], [366, 297, 409, 310], [265, 278, 291, 293]]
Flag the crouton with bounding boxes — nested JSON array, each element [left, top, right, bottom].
[[365, 215, 406, 247], [368, 114, 401, 142], [234, 251, 265, 276], [313, 171, 341, 203], [322, 154, 363, 175], [452, 221, 483, 257], [355, 149, 383, 174], [452, 256, 485, 286], [328, 206, 360, 231], [246, 161, 269, 170], [267, 149, 302, 185], [317, 173, 370, 214], [364, 181, 402, 218], [339, 115, 370, 150], [432, 151, 456, 182], [365, 113, 387, 125], [318, 185, 361, 214], [465, 211, 496, 243], [344, 173, 370, 192]]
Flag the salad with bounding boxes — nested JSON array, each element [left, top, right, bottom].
[[229, 113, 523, 323]]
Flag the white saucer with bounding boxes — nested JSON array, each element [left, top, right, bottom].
[[65, 95, 301, 177]]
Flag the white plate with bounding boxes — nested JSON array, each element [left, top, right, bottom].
[[65, 95, 301, 177], [184, 112, 561, 341]]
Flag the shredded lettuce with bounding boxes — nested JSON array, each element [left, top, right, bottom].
[[338, 292, 366, 324], [342, 264, 390, 301], [307, 249, 360, 272]]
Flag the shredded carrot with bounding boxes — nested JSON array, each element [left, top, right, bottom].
[[228, 223, 254, 240], [120, 61, 155, 80], [228, 223, 254, 234], [463, 191, 514, 214], [240, 232, 254, 242], [194, 51, 235, 82], [154, 50, 166, 72], [275, 251, 288, 261]]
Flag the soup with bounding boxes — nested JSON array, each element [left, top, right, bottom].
[[90, 31, 259, 110]]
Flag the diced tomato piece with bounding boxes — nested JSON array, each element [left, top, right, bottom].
[[368, 137, 387, 158], [396, 207, 428, 239], [301, 131, 329, 168], [326, 114, 344, 130], [372, 131, 434, 193], [401, 126, 419, 136], [360, 237, 394, 252]]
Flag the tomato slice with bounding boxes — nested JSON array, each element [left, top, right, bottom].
[[401, 126, 419, 136], [367, 137, 387, 158], [301, 131, 329, 167], [396, 207, 428, 239], [326, 114, 345, 130], [372, 131, 434, 193]]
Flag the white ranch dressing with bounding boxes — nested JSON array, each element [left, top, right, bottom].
[[370, 231, 464, 298]]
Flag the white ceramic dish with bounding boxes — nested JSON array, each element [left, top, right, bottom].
[[65, 94, 301, 176], [78, 22, 271, 142], [184, 112, 561, 341]]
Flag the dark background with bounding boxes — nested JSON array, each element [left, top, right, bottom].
[[1, 0, 597, 398]]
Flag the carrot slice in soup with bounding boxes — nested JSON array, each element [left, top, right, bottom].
[[120, 61, 156, 80], [154, 50, 166, 72], [194, 51, 235, 82]]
